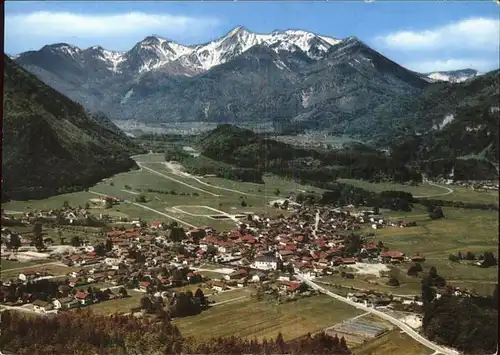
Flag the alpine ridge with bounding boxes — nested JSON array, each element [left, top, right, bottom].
[[13, 26, 486, 139]]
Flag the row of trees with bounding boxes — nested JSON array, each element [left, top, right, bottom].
[[448, 251, 497, 267], [0, 309, 351, 355]]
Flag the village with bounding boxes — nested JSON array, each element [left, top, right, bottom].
[[1, 197, 473, 320]]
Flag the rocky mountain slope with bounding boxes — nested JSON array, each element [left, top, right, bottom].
[[14, 27, 430, 135], [383, 70, 499, 180], [2, 55, 140, 201], [424, 69, 480, 83]]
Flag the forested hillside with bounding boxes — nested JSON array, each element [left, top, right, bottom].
[[2, 55, 142, 201]]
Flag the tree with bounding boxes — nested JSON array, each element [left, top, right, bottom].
[[465, 251, 476, 261], [105, 238, 113, 252], [63, 201, 70, 209], [421, 277, 437, 305], [274, 188, 281, 196], [140, 296, 152, 311], [169, 227, 186, 242], [94, 243, 106, 257], [9, 233, 21, 251], [241, 200, 248, 207], [194, 288, 207, 308], [429, 206, 445, 220], [429, 266, 438, 279], [407, 263, 423, 276], [493, 284, 498, 309], [84, 202, 90, 210], [275, 332, 286, 353], [299, 282, 309, 293], [33, 221, 43, 239], [104, 199, 113, 209], [480, 252, 497, 268], [387, 276, 400, 287], [119, 287, 128, 298], [448, 254, 459, 262], [70, 236, 82, 247]]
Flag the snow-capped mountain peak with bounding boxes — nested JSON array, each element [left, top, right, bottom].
[[19, 27, 345, 75]]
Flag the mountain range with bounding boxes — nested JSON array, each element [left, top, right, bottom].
[[2, 55, 140, 201], [11, 26, 496, 142], [9, 27, 463, 136]]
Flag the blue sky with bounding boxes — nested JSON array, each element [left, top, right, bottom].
[[5, 1, 499, 73]]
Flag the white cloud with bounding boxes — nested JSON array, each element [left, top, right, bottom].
[[375, 17, 500, 51], [5, 11, 220, 39], [405, 58, 498, 73]]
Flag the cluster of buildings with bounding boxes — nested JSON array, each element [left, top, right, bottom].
[[1, 204, 427, 315]]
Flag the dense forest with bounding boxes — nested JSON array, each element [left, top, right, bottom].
[[161, 124, 422, 185], [0, 309, 351, 355], [2, 56, 143, 201], [419, 267, 498, 354]]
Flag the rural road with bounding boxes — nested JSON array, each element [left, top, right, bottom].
[[415, 181, 454, 199], [136, 162, 220, 197], [171, 205, 241, 226], [295, 273, 459, 355], [88, 190, 198, 229], [162, 161, 263, 197], [1, 261, 66, 273]]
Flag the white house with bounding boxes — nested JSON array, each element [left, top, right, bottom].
[[253, 255, 278, 271], [33, 300, 55, 313], [53, 297, 79, 309]]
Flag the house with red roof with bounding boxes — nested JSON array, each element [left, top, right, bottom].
[[138, 281, 151, 292], [151, 221, 163, 229], [74, 291, 92, 305], [381, 250, 405, 263]]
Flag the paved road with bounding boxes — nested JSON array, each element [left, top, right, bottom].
[[295, 273, 459, 355], [136, 162, 220, 197], [88, 191, 198, 229]]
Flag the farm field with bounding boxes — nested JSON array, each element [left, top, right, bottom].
[[2, 191, 97, 212], [432, 185, 499, 205], [197, 270, 228, 280], [1, 263, 77, 281], [1, 259, 52, 271], [208, 288, 253, 303], [366, 207, 498, 259], [3, 154, 310, 231], [364, 207, 498, 294], [352, 329, 434, 355], [84, 290, 144, 315], [337, 179, 447, 197], [339, 178, 498, 205], [317, 272, 422, 296], [173, 295, 362, 341]]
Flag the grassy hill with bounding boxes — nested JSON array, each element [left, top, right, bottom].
[[2, 55, 142, 201]]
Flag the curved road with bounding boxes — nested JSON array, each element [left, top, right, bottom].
[[88, 190, 198, 229], [415, 181, 454, 199], [295, 273, 459, 355]]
